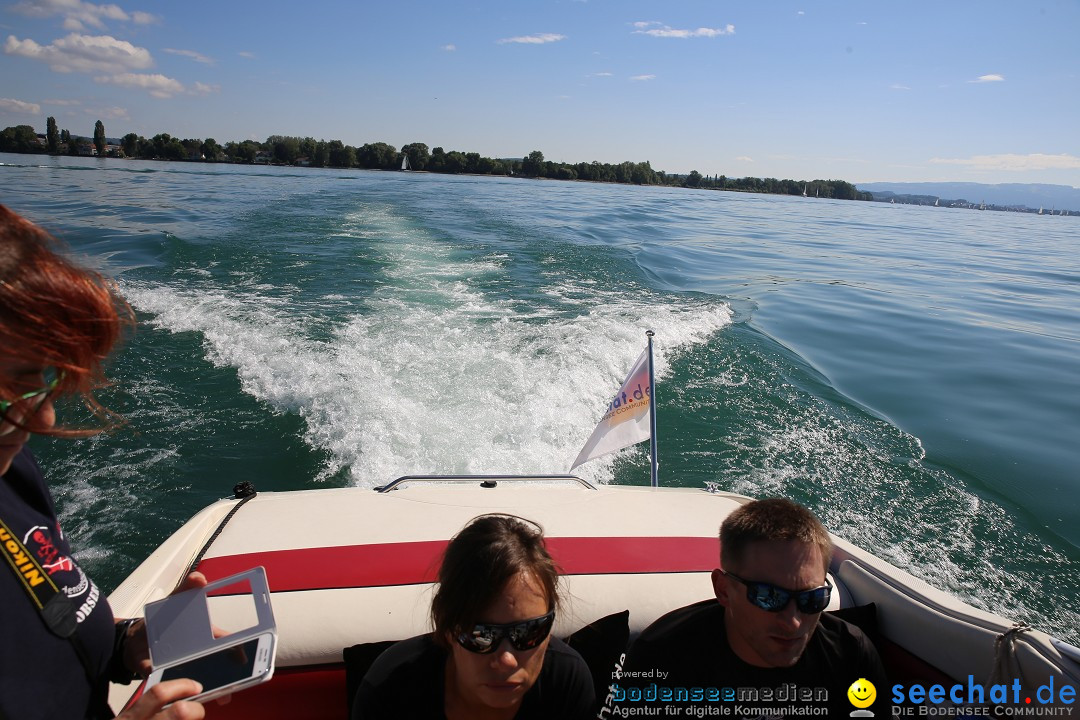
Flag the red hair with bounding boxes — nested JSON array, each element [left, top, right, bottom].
[[0, 204, 134, 436]]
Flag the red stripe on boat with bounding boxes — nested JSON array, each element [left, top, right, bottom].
[[196, 536, 718, 592]]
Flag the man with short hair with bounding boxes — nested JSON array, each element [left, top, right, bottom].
[[620, 498, 887, 717]]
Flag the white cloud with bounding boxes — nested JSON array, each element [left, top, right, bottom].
[[0, 97, 41, 114], [86, 105, 128, 120], [192, 82, 220, 95], [5, 33, 152, 73], [41, 98, 82, 106], [237, 51, 256, 59], [441, 44, 456, 51], [589, 71, 613, 77], [630, 74, 655, 81], [891, 84, 911, 90], [497, 33, 565, 45], [971, 74, 1005, 83], [164, 48, 214, 65], [95, 72, 184, 98], [634, 23, 734, 38], [736, 156, 754, 163], [929, 153, 1080, 172], [11, 0, 157, 32]]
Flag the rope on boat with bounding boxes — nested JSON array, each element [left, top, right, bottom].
[[178, 482, 258, 589], [989, 621, 1033, 692]]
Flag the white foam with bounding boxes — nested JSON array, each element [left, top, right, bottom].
[[120, 203, 732, 488], [123, 274, 730, 487]]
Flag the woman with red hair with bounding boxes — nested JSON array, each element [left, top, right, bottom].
[[0, 205, 206, 720]]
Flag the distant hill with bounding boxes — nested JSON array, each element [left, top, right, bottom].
[[856, 182, 1080, 213]]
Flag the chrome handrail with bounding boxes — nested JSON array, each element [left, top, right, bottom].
[[375, 474, 596, 493]]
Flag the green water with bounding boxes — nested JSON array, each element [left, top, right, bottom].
[[2, 154, 1077, 643]]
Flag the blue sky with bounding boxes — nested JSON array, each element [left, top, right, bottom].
[[2, 0, 1078, 186]]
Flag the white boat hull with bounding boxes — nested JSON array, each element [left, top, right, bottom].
[[108, 478, 1080, 716]]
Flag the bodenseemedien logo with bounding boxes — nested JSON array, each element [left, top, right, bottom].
[[848, 678, 877, 717]]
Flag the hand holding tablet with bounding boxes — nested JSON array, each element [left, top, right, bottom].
[[142, 567, 278, 705]]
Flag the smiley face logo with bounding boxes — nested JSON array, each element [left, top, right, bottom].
[[847, 678, 876, 709]]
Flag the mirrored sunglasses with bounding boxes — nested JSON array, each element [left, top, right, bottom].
[[723, 570, 832, 614], [455, 610, 555, 654], [0, 371, 62, 437]]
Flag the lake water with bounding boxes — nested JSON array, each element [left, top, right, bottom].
[[2, 153, 1078, 643]]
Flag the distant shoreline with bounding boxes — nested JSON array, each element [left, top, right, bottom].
[[0, 124, 870, 202], [0, 143, 872, 202], [3, 144, 1073, 215]]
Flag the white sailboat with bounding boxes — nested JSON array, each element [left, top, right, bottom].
[[401, 154, 410, 171]]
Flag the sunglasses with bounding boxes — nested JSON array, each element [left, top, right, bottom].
[[0, 371, 62, 438], [723, 570, 832, 614], [455, 610, 555, 654]]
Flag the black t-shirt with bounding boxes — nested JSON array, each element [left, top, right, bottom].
[[0, 447, 117, 720], [620, 599, 888, 719], [353, 633, 596, 720]]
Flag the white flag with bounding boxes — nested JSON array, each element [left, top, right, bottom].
[[571, 348, 652, 470]]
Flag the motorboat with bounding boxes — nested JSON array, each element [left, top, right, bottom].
[[107, 475, 1080, 717]]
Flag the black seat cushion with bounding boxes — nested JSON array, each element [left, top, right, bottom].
[[564, 609, 631, 709], [343, 640, 396, 717]]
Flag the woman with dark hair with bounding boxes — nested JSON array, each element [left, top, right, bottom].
[[0, 205, 207, 720], [354, 514, 595, 719]]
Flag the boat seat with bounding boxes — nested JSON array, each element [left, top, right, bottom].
[[197, 573, 851, 720]]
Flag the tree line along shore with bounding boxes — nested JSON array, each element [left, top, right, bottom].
[[1, 118, 871, 201]]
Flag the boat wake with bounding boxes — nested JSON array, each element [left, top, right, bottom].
[[119, 200, 733, 487]]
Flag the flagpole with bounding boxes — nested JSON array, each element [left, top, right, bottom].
[[646, 330, 658, 487]]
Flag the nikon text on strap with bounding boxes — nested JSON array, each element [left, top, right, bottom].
[[0, 514, 113, 717], [0, 516, 81, 634]]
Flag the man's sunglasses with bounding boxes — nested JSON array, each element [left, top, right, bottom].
[[723, 570, 832, 614], [455, 610, 555, 654], [0, 371, 62, 437]]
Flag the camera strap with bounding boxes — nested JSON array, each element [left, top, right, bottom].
[[0, 514, 114, 717]]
